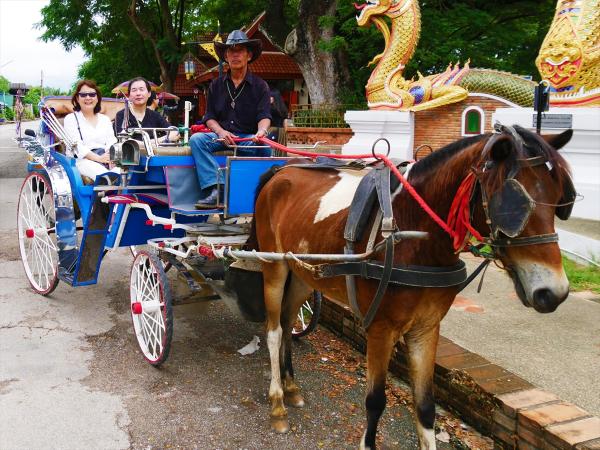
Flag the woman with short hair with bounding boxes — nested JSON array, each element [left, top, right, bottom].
[[63, 80, 118, 181]]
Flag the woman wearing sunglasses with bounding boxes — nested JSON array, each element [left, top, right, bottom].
[[63, 80, 119, 181]]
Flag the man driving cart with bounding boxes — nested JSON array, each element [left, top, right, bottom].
[[190, 30, 272, 209]]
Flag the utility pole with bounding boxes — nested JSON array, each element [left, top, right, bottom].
[[40, 70, 44, 98]]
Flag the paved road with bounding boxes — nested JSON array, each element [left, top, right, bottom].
[[0, 120, 35, 178], [0, 175, 488, 449], [442, 254, 600, 417]]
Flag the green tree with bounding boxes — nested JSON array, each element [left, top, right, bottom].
[[0, 75, 10, 93], [407, 0, 556, 78], [39, 0, 557, 106], [39, 0, 196, 92]]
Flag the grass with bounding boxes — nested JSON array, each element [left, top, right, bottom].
[[562, 256, 600, 294]]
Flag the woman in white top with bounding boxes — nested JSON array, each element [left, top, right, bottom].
[[63, 80, 119, 181]]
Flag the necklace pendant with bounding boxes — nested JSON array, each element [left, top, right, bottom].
[[231, 100, 235, 109]]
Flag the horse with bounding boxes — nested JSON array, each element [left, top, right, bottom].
[[249, 125, 574, 449]]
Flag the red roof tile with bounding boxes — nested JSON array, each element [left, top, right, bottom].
[[193, 51, 301, 84]]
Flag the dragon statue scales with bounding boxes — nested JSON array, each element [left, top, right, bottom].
[[356, 0, 599, 110]]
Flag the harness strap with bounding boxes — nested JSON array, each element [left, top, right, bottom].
[[316, 259, 467, 288], [489, 233, 559, 247], [456, 259, 491, 292], [343, 165, 399, 328], [375, 167, 395, 237], [344, 243, 362, 321], [363, 235, 395, 329]]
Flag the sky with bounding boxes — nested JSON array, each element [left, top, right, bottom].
[[0, 0, 85, 91]]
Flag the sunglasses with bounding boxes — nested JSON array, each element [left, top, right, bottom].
[[78, 92, 97, 98]]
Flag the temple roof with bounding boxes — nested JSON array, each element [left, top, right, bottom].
[[174, 11, 302, 95]]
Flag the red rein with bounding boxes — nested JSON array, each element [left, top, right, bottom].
[[236, 137, 481, 252]]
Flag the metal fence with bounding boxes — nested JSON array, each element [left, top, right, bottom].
[[290, 104, 366, 128]]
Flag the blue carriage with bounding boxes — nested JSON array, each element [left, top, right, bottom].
[[17, 103, 321, 365]]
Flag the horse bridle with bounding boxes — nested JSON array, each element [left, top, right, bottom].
[[473, 124, 574, 252]]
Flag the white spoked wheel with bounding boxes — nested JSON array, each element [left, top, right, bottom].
[[17, 172, 59, 295], [130, 250, 173, 366], [292, 291, 322, 339], [130, 245, 172, 272]]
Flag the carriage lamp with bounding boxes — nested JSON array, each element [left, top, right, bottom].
[[184, 52, 196, 80], [109, 139, 141, 167]]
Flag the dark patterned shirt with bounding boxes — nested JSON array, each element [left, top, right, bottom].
[[203, 71, 272, 135]]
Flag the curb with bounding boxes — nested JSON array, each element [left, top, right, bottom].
[[319, 299, 600, 449]]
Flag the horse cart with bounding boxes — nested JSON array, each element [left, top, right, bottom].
[[17, 97, 580, 447], [16, 101, 322, 366]]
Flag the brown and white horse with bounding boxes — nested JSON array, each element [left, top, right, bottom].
[[250, 126, 573, 449]]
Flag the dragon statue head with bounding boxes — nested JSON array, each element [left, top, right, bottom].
[[355, 0, 412, 26], [536, 0, 600, 106]]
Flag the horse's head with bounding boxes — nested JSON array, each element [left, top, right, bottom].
[[476, 125, 574, 313]]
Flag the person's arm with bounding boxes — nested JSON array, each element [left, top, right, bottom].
[[254, 82, 272, 141], [203, 79, 237, 146], [63, 113, 92, 159], [206, 119, 237, 146], [154, 111, 179, 143], [255, 118, 271, 140]]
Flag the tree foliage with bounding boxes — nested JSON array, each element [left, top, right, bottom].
[[39, 0, 556, 104], [407, 0, 556, 78], [292, 0, 555, 104], [0, 76, 10, 93], [39, 0, 196, 93]]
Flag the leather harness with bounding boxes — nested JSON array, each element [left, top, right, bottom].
[[277, 125, 571, 330]]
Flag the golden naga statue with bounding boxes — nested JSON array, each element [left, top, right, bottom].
[[355, 0, 540, 110], [536, 0, 600, 107]]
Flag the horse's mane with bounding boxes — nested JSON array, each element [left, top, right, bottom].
[[410, 127, 571, 196], [410, 134, 488, 177]]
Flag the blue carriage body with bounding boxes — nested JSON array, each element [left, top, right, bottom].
[[28, 145, 288, 288]]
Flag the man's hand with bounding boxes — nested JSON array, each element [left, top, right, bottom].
[[253, 127, 269, 143], [217, 129, 238, 147]]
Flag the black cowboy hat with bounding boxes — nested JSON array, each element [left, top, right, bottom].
[[214, 30, 262, 63]]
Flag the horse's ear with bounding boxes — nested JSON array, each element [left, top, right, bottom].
[[542, 129, 573, 151], [489, 135, 514, 162]]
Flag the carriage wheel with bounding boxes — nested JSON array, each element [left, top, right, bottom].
[[130, 250, 173, 366], [17, 172, 59, 295], [292, 291, 322, 339], [130, 245, 172, 272]]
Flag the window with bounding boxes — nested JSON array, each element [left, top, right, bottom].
[[461, 106, 484, 136]]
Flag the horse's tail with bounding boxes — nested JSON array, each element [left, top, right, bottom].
[[245, 164, 283, 251]]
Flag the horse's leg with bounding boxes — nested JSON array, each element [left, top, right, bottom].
[[279, 274, 312, 407], [360, 324, 396, 450], [405, 324, 440, 450], [263, 261, 290, 433]]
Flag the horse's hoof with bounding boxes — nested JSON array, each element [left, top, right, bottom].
[[284, 391, 305, 408], [270, 417, 290, 433]]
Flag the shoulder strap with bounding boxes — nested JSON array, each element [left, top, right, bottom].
[[73, 112, 84, 141]]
